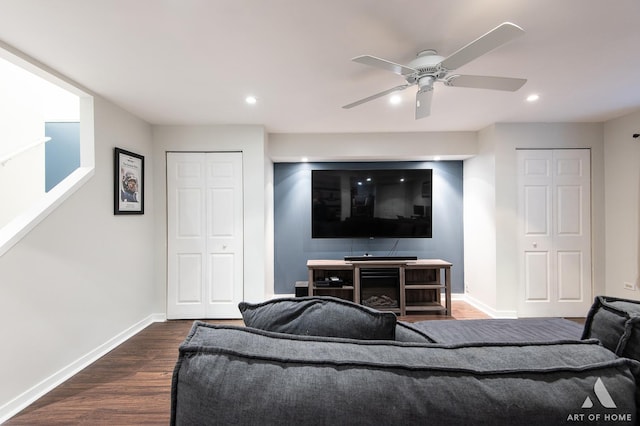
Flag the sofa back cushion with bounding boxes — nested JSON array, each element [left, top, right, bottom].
[[239, 296, 397, 340], [172, 323, 640, 426], [582, 295, 640, 361]]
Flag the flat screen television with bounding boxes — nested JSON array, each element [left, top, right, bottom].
[[312, 168, 432, 238]]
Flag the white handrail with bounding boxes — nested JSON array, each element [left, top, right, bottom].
[[0, 137, 51, 166]]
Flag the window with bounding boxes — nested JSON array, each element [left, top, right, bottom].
[[0, 44, 94, 256]]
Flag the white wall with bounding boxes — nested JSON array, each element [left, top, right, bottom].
[[0, 80, 45, 229], [268, 131, 476, 162], [151, 125, 271, 306], [263, 134, 275, 297], [490, 123, 605, 314], [463, 126, 498, 313], [604, 110, 640, 300], [0, 96, 156, 420]]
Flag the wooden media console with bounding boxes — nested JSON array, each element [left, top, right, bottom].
[[306, 258, 452, 316]]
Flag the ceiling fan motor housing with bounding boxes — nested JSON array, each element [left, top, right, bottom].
[[407, 50, 448, 86], [409, 50, 442, 69]]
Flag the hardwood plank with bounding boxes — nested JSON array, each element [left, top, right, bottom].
[[398, 299, 490, 322], [3, 303, 502, 424], [5, 319, 241, 425]]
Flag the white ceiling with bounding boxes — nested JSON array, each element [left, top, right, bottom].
[[1, 0, 639, 134]]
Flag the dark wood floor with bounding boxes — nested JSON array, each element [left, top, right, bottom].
[[5, 301, 488, 425]]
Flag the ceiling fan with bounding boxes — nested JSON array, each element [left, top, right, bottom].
[[343, 22, 527, 119]]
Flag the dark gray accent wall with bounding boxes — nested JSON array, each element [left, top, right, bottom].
[[274, 161, 464, 294]]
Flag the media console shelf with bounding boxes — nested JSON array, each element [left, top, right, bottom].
[[306, 259, 452, 316]]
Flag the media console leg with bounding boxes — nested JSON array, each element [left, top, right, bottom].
[[445, 267, 451, 316], [308, 270, 314, 296]]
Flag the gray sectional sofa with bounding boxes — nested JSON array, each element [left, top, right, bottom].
[[171, 296, 640, 425]]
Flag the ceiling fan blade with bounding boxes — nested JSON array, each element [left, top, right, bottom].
[[445, 75, 527, 91], [415, 89, 433, 119], [342, 84, 411, 109], [352, 55, 416, 76], [440, 22, 525, 71]]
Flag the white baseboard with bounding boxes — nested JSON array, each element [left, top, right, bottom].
[[451, 292, 465, 301], [0, 313, 166, 424], [461, 293, 518, 318], [150, 312, 167, 322], [269, 293, 294, 299]]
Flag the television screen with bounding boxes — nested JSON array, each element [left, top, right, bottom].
[[312, 168, 432, 238]]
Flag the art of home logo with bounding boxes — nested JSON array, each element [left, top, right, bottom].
[[566, 377, 633, 423]]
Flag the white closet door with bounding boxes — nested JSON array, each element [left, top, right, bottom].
[[517, 149, 591, 317], [167, 152, 243, 319]]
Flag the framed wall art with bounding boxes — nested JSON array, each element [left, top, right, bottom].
[[114, 147, 144, 215]]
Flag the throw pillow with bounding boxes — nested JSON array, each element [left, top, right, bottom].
[[582, 295, 640, 360], [238, 296, 397, 340]]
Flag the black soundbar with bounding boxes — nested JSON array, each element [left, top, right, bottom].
[[344, 255, 418, 262]]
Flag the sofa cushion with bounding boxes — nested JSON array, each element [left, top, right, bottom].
[[394, 321, 435, 343], [411, 318, 583, 344], [238, 296, 397, 340], [582, 295, 640, 360], [172, 322, 640, 426]]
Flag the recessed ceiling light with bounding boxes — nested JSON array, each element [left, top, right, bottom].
[[245, 95, 257, 105], [434, 156, 441, 161], [526, 94, 540, 102], [301, 157, 308, 162], [389, 94, 401, 105]]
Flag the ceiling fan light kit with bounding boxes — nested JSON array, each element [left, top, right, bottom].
[[343, 22, 528, 119]]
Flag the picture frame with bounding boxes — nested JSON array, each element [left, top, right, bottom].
[[114, 147, 144, 215]]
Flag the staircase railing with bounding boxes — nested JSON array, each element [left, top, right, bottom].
[[0, 137, 51, 166]]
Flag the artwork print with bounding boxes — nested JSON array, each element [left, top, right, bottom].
[[114, 148, 144, 214]]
